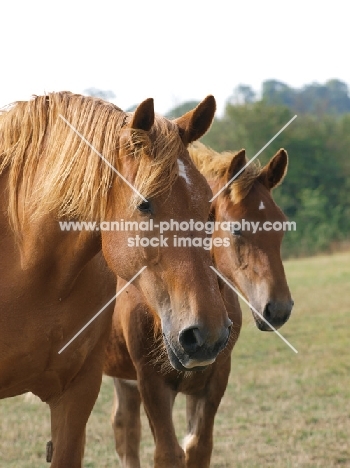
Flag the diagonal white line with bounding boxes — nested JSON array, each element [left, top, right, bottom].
[[209, 115, 297, 202], [58, 266, 147, 354], [59, 114, 148, 202], [210, 266, 298, 354]]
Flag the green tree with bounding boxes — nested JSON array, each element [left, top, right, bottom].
[[230, 84, 256, 105], [262, 80, 296, 108], [166, 101, 200, 119], [203, 100, 293, 158], [262, 79, 350, 116]]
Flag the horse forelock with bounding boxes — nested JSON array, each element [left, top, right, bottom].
[[0, 92, 180, 234], [127, 114, 180, 208], [189, 141, 261, 203]]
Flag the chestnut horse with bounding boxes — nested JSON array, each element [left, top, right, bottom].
[[0, 94, 231, 467], [104, 142, 294, 467]]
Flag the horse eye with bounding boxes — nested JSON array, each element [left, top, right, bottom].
[[232, 229, 241, 236], [137, 200, 152, 214]]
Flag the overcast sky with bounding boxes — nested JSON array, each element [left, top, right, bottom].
[[1, 1, 348, 116]]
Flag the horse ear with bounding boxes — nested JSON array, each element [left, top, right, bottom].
[[130, 98, 155, 131], [258, 149, 288, 190], [174, 95, 216, 145], [227, 149, 246, 183]]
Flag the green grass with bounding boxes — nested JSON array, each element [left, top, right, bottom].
[[1, 252, 349, 467]]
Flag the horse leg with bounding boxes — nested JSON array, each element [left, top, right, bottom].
[[48, 356, 104, 468], [111, 378, 142, 468], [184, 357, 231, 468], [138, 373, 185, 468]]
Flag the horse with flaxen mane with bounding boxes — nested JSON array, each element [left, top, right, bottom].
[[0, 93, 231, 467], [104, 142, 294, 468]]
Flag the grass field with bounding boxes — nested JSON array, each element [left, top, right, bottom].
[[1, 252, 349, 467]]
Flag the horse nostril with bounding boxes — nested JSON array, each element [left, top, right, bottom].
[[192, 328, 205, 347], [264, 302, 272, 321], [179, 327, 204, 354], [262, 300, 293, 329]]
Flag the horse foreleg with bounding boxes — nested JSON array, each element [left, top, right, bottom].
[[48, 357, 104, 468], [111, 378, 142, 468], [184, 357, 231, 468], [138, 372, 185, 468]]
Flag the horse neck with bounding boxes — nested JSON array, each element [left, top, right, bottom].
[[0, 172, 102, 297], [29, 220, 101, 284]]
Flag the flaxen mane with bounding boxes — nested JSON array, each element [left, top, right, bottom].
[[0, 92, 179, 233], [189, 141, 261, 203]]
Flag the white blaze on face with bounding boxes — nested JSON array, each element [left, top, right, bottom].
[[177, 159, 191, 185]]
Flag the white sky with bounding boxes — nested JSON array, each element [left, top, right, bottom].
[[1, 1, 348, 116]]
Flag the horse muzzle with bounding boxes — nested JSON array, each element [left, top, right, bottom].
[[163, 321, 232, 371], [253, 299, 294, 331]]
